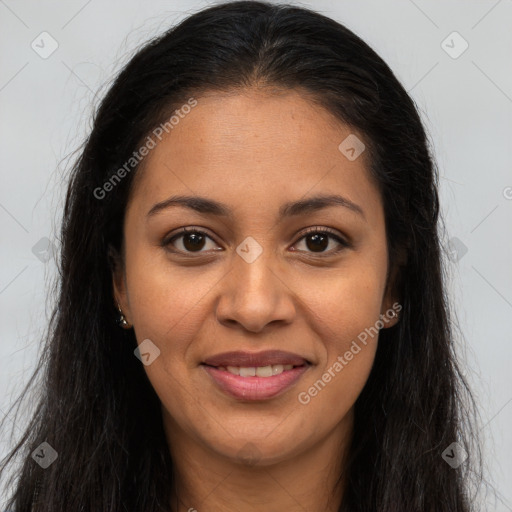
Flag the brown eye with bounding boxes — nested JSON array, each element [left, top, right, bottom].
[[304, 232, 329, 252], [293, 227, 350, 255], [181, 231, 206, 251], [164, 228, 220, 254]]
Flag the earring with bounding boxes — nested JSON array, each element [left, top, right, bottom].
[[388, 310, 400, 322], [116, 301, 132, 329]]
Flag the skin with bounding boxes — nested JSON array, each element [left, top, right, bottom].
[[112, 87, 400, 512]]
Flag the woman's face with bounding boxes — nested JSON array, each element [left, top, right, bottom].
[[113, 88, 399, 466]]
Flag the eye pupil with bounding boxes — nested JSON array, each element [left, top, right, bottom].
[[183, 232, 205, 251], [306, 233, 328, 252]]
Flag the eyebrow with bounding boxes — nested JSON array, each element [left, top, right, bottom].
[[146, 194, 366, 221]]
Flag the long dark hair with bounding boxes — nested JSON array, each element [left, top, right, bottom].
[[0, 1, 482, 510]]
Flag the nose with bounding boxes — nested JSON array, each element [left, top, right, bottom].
[[215, 247, 296, 334]]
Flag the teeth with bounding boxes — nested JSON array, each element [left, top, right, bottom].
[[271, 364, 284, 375], [221, 364, 296, 377], [257, 365, 273, 377], [239, 367, 256, 377]]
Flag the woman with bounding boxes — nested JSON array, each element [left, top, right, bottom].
[[0, 1, 481, 510]]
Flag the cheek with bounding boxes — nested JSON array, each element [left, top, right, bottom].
[[295, 262, 385, 409], [305, 261, 386, 349], [122, 251, 211, 415], [124, 244, 217, 343]]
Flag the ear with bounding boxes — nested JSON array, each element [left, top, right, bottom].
[[380, 247, 407, 328], [108, 244, 131, 323]]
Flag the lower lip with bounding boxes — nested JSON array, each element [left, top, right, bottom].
[[201, 364, 309, 401]]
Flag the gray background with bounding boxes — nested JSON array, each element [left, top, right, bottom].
[[1, 0, 511, 509]]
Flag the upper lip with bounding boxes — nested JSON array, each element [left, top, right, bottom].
[[202, 350, 310, 368]]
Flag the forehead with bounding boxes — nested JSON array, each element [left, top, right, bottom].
[[127, 88, 382, 225]]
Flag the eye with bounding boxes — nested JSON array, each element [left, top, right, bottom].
[[163, 226, 350, 256], [163, 227, 221, 254], [291, 226, 350, 255]]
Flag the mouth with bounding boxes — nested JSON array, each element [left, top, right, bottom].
[[202, 349, 310, 368], [201, 350, 311, 401], [203, 363, 303, 377]]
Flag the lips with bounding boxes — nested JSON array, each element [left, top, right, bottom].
[[202, 349, 309, 368], [202, 364, 309, 400]]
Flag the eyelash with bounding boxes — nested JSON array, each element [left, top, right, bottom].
[[162, 226, 350, 257]]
